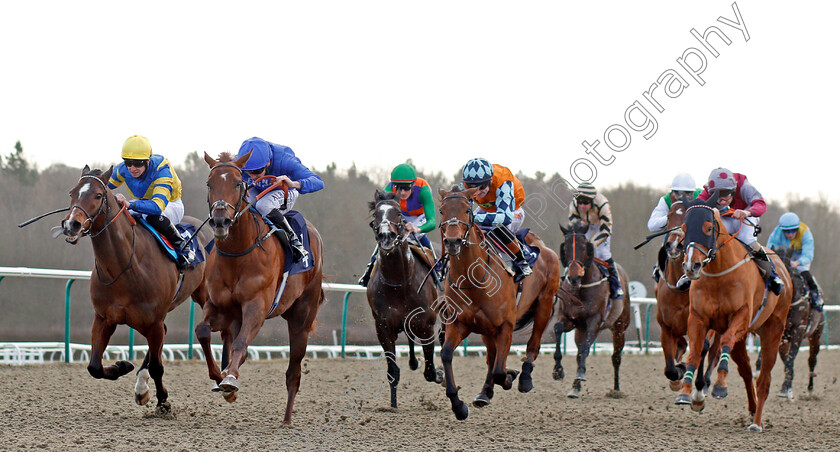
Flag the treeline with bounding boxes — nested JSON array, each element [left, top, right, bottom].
[[1, 143, 836, 345]]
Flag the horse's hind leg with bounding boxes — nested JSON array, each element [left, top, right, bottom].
[[87, 315, 134, 380], [134, 352, 152, 405], [195, 318, 224, 387], [750, 316, 785, 432], [552, 319, 571, 380], [608, 326, 626, 395], [731, 339, 756, 414], [807, 323, 823, 393], [701, 332, 721, 395], [441, 322, 469, 421], [520, 292, 554, 393], [407, 338, 418, 371], [144, 322, 170, 411], [778, 327, 803, 399], [419, 324, 443, 384], [474, 335, 497, 408], [661, 326, 684, 390]]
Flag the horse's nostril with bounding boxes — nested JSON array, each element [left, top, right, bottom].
[[70, 220, 81, 231]]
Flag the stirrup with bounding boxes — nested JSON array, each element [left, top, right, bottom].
[[610, 285, 625, 300], [768, 276, 783, 296], [652, 266, 660, 283], [676, 274, 691, 291], [290, 240, 309, 262], [514, 261, 532, 283]]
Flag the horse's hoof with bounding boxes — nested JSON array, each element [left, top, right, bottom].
[[211, 382, 222, 392], [408, 359, 419, 371], [675, 393, 691, 405], [473, 394, 491, 408], [606, 390, 625, 399], [691, 399, 705, 412], [574, 372, 587, 382], [669, 380, 681, 392], [222, 390, 238, 403], [506, 369, 520, 388], [567, 388, 581, 399], [777, 388, 793, 399], [712, 385, 728, 400], [747, 424, 763, 433], [135, 391, 151, 406], [453, 402, 469, 420], [553, 368, 565, 381], [116, 361, 135, 377], [518, 376, 533, 393], [219, 375, 239, 392], [434, 370, 444, 385], [156, 401, 172, 415]]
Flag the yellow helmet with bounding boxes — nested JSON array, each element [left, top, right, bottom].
[[121, 135, 152, 160]]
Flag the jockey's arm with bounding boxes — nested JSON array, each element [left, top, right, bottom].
[[417, 185, 437, 233], [647, 196, 669, 232], [474, 181, 514, 227], [799, 228, 815, 267], [591, 198, 612, 247], [281, 154, 324, 194]]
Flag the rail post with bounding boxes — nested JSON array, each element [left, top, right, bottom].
[[188, 298, 196, 359], [64, 279, 75, 363], [340, 292, 351, 358]]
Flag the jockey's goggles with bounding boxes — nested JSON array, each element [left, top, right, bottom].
[[243, 167, 267, 176], [394, 183, 413, 192], [783, 229, 798, 234], [717, 189, 735, 197], [123, 158, 147, 168], [466, 181, 491, 190], [576, 197, 592, 205]]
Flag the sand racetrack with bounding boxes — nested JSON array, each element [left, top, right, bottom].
[[1, 350, 838, 451]]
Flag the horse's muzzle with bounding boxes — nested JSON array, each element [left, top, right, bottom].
[[683, 261, 702, 280], [210, 216, 232, 239], [444, 237, 463, 256]]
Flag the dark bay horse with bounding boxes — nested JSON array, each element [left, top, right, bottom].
[[437, 187, 561, 420], [554, 220, 630, 398], [59, 166, 210, 411], [756, 247, 823, 399], [198, 152, 325, 424], [654, 201, 721, 392], [677, 194, 791, 432], [366, 190, 443, 408]]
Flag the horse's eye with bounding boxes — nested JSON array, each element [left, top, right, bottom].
[[96, 193, 103, 199]]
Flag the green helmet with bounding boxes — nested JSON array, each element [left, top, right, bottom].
[[390, 163, 417, 184]]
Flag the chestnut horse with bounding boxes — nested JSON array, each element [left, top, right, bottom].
[[437, 187, 561, 420], [655, 200, 721, 393], [756, 247, 823, 399], [198, 152, 325, 424], [676, 194, 791, 432], [366, 190, 443, 408], [554, 219, 630, 398], [59, 166, 209, 411]]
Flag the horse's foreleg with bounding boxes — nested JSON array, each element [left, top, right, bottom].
[[441, 322, 469, 420], [520, 293, 553, 393], [421, 333, 443, 384], [552, 319, 571, 380], [675, 314, 708, 409], [284, 321, 312, 425], [807, 324, 822, 392], [575, 317, 599, 381], [778, 325, 804, 399], [195, 318, 223, 385], [87, 315, 133, 380], [701, 332, 721, 395], [407, 338, 418, 371], [220, 302, 266, 396], [660, 326, 683, 389], [610, 326, 626, 394], [375, 326, 400, 409], [144, 322, 169, 410], [712, 308, 750, 401]]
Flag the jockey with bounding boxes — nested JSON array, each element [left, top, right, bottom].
[[569, 182, 624, 300], [647, 173, 702, 283], [766, 212, 824, 329], [461, 157, 532, 282], [236, 137, 324, 262], [358, 163, 438, 287], [677, 167, 784, 295], [109, 135, 194, 269]]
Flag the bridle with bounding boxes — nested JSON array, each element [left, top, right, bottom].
[[371, 200, 409, 252], [564, 230, 589, 275], [207, 163, 250, 224], [439, 194, 482, 247], [684, 204, 720, 266]]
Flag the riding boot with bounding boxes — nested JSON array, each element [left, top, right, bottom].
[[491, 226, 532, 282], [358, 246, 378, 287], [266, 208, 308, 263], [750, 245, 783, 296], [605, 258, 624, 300], [652, 264, 661, 283], [802, 270, 824, 334], [147, 215, 194, 269]]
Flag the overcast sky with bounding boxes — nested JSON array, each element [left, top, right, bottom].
[[1, 1, 837, 205]]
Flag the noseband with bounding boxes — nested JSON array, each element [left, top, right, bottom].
[[208, 163, 250, 224], [372, 201, 408, 250], [439, 194, 480, 246]]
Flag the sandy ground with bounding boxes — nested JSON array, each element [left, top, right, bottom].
[[0, 349, 838, 451]]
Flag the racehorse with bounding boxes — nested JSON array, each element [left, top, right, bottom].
[[756, 247, 823, 399], [437, 186, 561, 420], [676, 193, 792, 432], [198, 152, 325, 424], [554, 219, 630, 398], [59, 166, 210, 411], [366, 190, 443, 408], [654, 200, 721, 393]]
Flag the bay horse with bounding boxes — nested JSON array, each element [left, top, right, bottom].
[[676, 193, 791, 432], [756, 247, 823, 399], [554, 219, 630, 398], [366, 190, 444, 408], [654, 200, 721, 393], [59, 166, 210, 411], [198, 152, 325, 425], [437, 186, 561, 420]]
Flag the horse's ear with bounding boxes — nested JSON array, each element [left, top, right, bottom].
[[705, 190, 720, 207], [559, 243, 567, 267], [559, 223, 568, 236], [81, 164, 91, 176], [374, 189, 385, 202], [586, 241, 595, 258], [204, 151, 218, 168], [101, 166, 114, 183], [233, 150, 252, 169], [439, 188, 447, 199]]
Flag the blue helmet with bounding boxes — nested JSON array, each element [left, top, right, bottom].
[[462, 158, 494, 185], [237, 137, 271, 171], [779, 212, 800, 231]]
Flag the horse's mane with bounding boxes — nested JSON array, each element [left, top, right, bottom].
[[87, 169, 105, 177], [368, 191, 399, 212], [568, 218, 588, 234], [218, 152, 235, 163], [449, 184, 464, 193]]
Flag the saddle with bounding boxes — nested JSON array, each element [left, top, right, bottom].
[[135, 215, 204, 269], [484, 228, 540, 277], [408, 244, 436, 269]]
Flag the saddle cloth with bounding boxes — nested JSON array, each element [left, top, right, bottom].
[[278, 210, 315, 276], [134, 215, 205, 269]]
